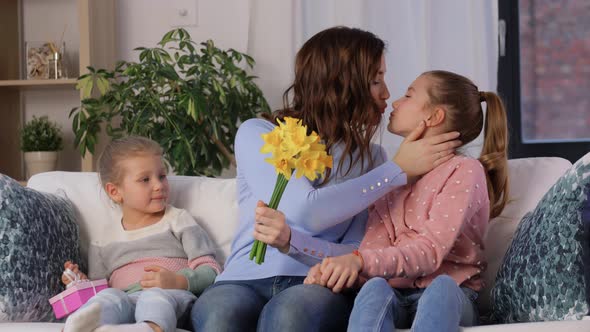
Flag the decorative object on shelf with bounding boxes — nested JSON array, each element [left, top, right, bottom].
[[70, 28, 270, 176], [26, 41, 50, 79], [47, 45, 66, 79], [26, 41, 66, 80], [20, 115, 64, 179]]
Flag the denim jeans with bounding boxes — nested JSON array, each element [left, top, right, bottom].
[[79, 287, 196, 332], [348, 275, 479, 332], [191, 276, 355, 332]]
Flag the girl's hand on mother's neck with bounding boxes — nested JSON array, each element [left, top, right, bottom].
[[393, 121, 462, 178]]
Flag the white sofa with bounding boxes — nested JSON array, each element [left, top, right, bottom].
[[2, 156, 590, 332]]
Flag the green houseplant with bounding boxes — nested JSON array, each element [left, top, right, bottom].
[[70, 28, 270, 176], [21, 115, 64, 178]]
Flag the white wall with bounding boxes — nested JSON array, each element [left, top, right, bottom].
[[246, 0, 299, 110], [115, 0, 250, 61]]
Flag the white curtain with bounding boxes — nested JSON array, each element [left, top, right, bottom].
[[247, 0, 498, 158]]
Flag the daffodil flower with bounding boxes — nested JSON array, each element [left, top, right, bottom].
[[250, 117, 333, 264], [265, 152, 295, 180], [260, 127, 282, 155]]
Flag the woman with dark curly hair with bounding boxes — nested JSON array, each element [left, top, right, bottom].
[[191, 26, 461, 332]]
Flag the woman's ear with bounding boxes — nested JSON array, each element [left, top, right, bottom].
[[105, 182, 122, 204], [425, 107, 446, 127]]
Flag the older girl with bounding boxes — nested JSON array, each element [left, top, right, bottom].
[[306, 70, 509, 332]]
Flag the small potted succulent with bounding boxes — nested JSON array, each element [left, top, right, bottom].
[[20, 115, 64, 178]]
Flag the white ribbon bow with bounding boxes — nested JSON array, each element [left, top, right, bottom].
[[62, 268, 89, 289]]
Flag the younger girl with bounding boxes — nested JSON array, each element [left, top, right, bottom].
[[63, 136, 221, 332], [305, 70, 509, 331]]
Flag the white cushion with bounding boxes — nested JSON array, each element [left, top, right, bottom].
[[5, 319, 590, 332], [462, 319, 590, 331], [0, 323, 189, 332], [27, 172, 239, 264], [478, 157, 572, 314]]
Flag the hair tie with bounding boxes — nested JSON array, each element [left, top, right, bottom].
[[479, 91, 486, 103]]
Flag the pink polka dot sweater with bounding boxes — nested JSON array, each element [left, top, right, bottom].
[[358, 156, 490, 291]]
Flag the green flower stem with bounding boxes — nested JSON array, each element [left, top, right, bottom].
[[250, 172, 289, 265], [249, 239, 258, 260]]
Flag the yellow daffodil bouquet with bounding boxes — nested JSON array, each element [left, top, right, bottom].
[[249, 117, 333, 264]]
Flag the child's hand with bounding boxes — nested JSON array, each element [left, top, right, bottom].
[[304, 264, 324, 286], [318, 254, 362, 293], [141, 265, 188, 290], [253, 201, 291, 253], [62, 261, 88, 286]]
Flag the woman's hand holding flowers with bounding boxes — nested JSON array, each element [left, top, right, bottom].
[[253, 200, 291, 253]]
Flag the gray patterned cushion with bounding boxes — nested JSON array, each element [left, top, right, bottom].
[[491, 152, 590, 323], [0, 174, 83, 322]]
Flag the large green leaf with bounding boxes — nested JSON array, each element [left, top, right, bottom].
[[95, 76, 110, 95], [76, 75, 93, 99]]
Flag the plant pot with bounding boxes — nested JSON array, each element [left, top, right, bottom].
[[24, 151, 58, 179]]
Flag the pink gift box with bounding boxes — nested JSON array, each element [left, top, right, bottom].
[[49, 279, 108, 319]]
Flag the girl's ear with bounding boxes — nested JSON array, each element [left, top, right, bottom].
[[425, 106, 446, 127], [105, 182, 122, 204]]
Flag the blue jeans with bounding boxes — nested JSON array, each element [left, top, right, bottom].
[[348, 275, 479, 332], [191, 276, 355, 332], [81, 288, 196, 332]]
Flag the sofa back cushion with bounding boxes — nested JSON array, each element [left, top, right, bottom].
[[490, 153, 590, 322], [27, 172, 238, 264], [478, 157, 572, 315], [0, 174, 83, 322]]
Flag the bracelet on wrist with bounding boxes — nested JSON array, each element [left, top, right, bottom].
[[352, 249, 364, 272]]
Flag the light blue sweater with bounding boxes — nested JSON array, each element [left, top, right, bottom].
[[216, 118, 407, 282]]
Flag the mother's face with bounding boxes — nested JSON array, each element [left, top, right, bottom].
[[370, 55, 390, 116]]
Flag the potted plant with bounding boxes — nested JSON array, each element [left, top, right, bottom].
[[70, 28, 270, 176], [21, 115, 64, 178]]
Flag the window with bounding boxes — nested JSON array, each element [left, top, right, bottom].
[[498, 0, 590, 163]]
